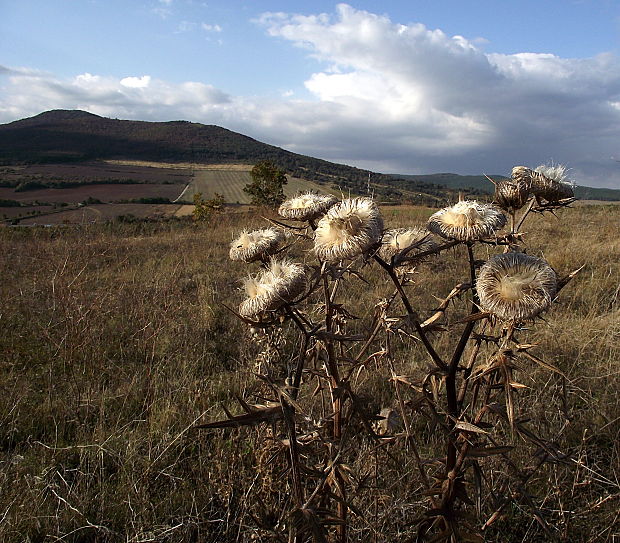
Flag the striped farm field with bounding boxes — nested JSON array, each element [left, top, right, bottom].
[[180, 167, 339, 204]]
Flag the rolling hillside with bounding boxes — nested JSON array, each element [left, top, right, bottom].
[[0, 110, 493, 204], [1, 109, 619, 202]]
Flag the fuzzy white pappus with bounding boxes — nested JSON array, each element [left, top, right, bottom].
[[313, 198, 383, 261], [239, 259, 306, 318], [379, 227, 437, 263], [229, 228, 283, 263], [476, 252, 557, 321], [427, 200, 506, 241], [278, 192, 338, 222]]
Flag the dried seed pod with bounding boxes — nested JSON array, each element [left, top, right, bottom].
[[495, 177, 531, 211], [531, 164, 575, 202], [239, 259, 306, 318], [314, 197, 383, 261], [229, 228, 283, 263], [379, 227, 437, 263], [278, 192, 338, 222], [427, 200, 506, 241], [511, 166, 533, 185], [477, 252, 557, 321]]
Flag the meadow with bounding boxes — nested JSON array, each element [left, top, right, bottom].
[[0, 203, 618, 542]]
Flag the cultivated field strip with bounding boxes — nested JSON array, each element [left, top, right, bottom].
[[184, 170, 338, 204]]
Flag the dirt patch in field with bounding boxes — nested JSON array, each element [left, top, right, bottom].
[[0, 161, 192, 184], [105, 160, 252, 171], [0, 183, 184, 204], [15, 203, 182, 225], [0, 205, 55, 220]]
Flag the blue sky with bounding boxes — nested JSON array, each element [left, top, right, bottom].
[[2, 1, 620, 188]]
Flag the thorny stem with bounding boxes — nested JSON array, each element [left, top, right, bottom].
[[322, 270, 347, 543], [284, 307, 312, 401], [384, 331, 436, 501], [373, 255, 447, 372], [445, 243, 479, 494], [515, 198, 536, 232]]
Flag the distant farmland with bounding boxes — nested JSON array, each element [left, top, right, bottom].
[[1, 161, 341, 224], [179, 165, 339, 204]]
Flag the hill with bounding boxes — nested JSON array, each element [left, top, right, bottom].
[[0, 110, 485, 204], [1, 110, 619, 202]]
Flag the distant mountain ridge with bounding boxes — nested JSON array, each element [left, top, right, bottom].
[[1, 110, 619, 201]]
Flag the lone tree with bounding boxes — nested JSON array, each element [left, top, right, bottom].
[[244, 160, 288, 207]]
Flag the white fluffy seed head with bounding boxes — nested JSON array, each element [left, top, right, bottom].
[[427, 200, 506, 241], [379, 227, 437, 263], [532, 163, 575, 202], [477, 252, 557, 321], [314, 197, 383, 261], [278, 192, 338, 222], [229, 228, 283, 262], [239, 259, 306, 319]]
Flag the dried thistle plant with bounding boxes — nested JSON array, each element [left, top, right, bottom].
[[205, 178, 581, 543], [379, 226, 437, 263]]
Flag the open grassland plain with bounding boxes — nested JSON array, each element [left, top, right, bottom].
[[0, 204, 618, 542]]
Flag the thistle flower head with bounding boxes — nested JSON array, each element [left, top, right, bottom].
[[477, 252, 557, 321], [379, 227, 437, 263], [427, 200, 506, 241], [532, 163, 575, 202], [314, 197, 383, 261], [239, 259, 306, 319], [229, 228, 283, 263], [494, 170, 532, 211], [278, 192, 338, 222]]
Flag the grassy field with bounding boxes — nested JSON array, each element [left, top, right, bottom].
[[0, 203, 618, 542], [181, 167, 338, 204]]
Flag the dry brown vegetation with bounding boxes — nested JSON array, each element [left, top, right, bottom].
[[0, 204, 618, 542]]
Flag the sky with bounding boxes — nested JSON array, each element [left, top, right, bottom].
[[2, 1, 620, 188]]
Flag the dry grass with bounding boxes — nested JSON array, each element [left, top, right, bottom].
[[0, 204, 618, 542]]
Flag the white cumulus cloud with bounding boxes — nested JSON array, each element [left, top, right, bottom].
[[120, 75, 151, 89], [201, 23, 222, 32], [2, 4, 620, 189]]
